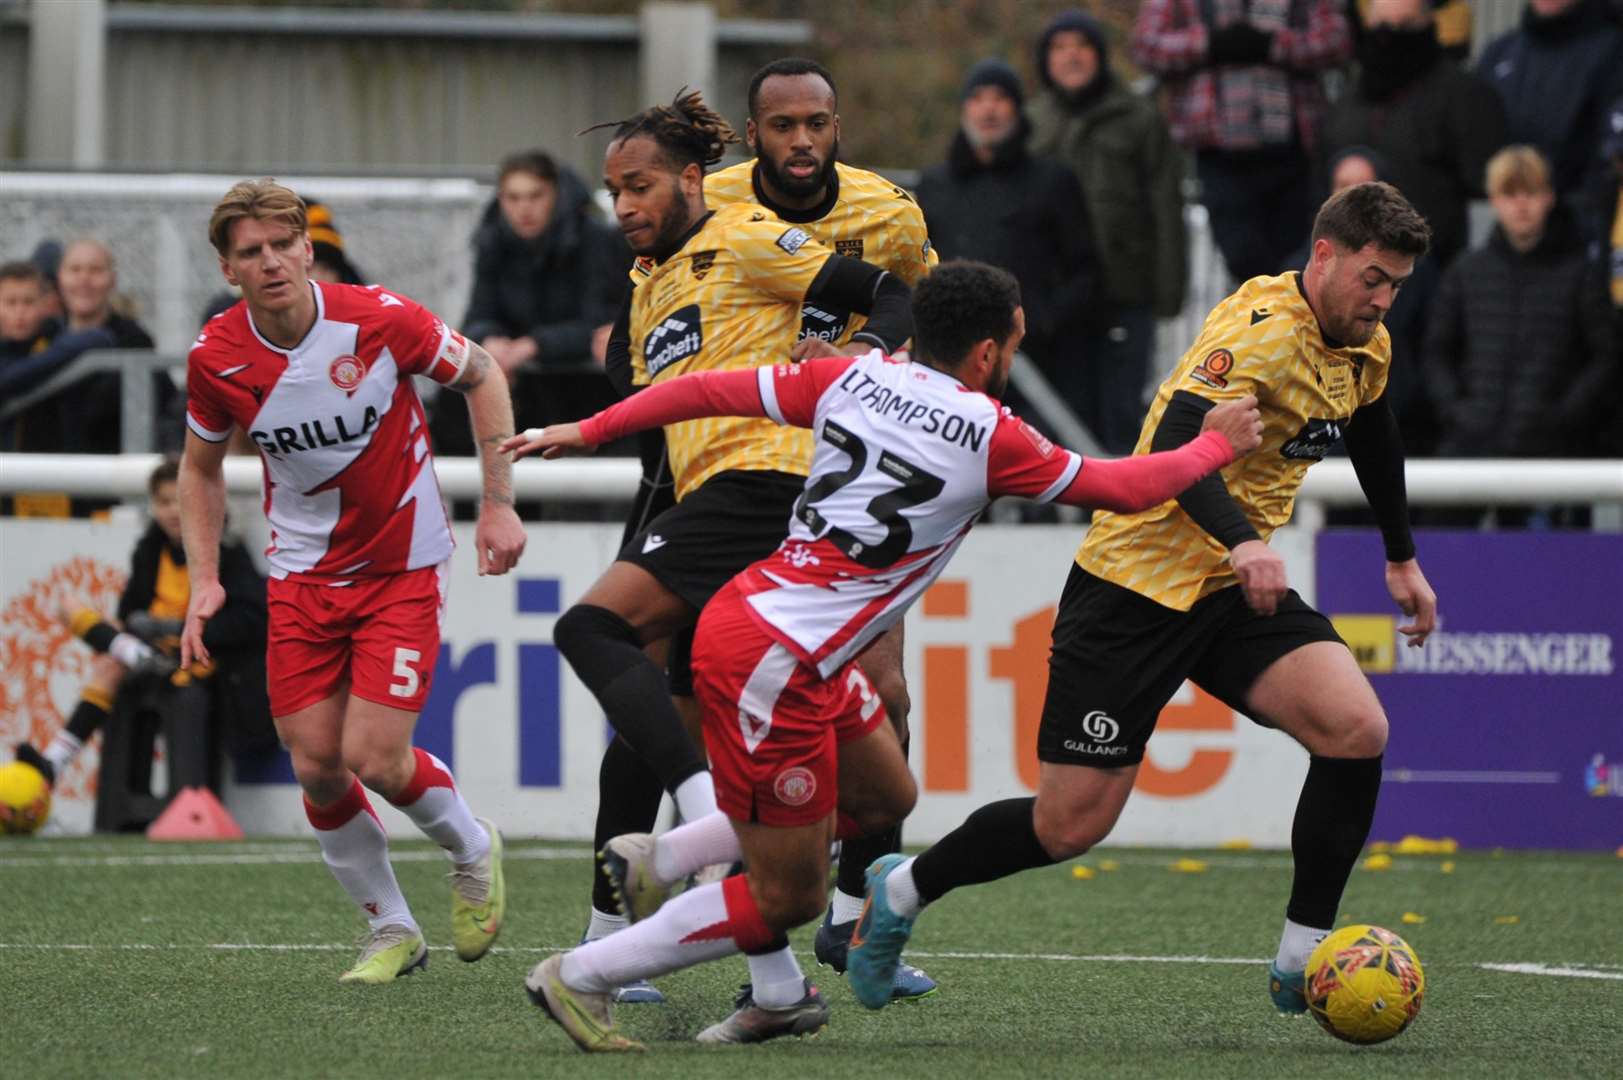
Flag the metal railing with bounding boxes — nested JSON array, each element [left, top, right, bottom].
[[3, 454, 1619, 523], [0, 349, 179, 454]]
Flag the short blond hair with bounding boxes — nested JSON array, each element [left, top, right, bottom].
[[208, 178, 307, 257], [1486, 146, 1551, 198]]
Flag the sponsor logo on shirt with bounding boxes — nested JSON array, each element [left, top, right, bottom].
[[643, 304, 703, 378], [799, 303, 850, 343], [775, 227, 812, 255], [250, 406, 381, 458], [1280, 417, 1345, 461], [1190, 348, 1233, 390]]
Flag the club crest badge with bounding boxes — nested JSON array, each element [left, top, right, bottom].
[[329, 354, 366, 393]]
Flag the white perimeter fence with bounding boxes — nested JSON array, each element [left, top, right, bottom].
[[3, 455, 1620, 530]]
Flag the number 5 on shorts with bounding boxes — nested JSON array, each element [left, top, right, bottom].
[[390, 647, 423, 698]]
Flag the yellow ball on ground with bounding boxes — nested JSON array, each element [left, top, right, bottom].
[[0, 760, 52, 836]]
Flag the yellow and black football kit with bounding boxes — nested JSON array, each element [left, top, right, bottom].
[[1038, 272, 1416, 766], [603, 200, 914, 614], [1081, 272, 1391, 610], [705, 160, 936, 346], [626, 202, 830, 500]]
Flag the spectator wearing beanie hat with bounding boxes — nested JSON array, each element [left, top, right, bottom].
[[1027, 10, 1187, 454], [916, 57, 1097, 434], [302, 199, 367, 285]]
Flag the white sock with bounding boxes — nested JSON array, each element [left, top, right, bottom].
[[746, 946, 807, 1009], [306, 783, 416, 933], [562, 881, 737, 992], [389, 749, 490, 865], [43, 731, 84, 774], [672, 771, 717, 823], [1275, 918, 1331, 972], [652, 811, 740, 884], [883, 856, 923, 918], [585, 907, 627, 942], [107, 632, 154, 669], [829, 888, 865, 925]]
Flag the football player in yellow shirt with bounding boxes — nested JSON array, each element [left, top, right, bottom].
[[538, 88, 916, 1034], [595, 58, 940, 1012], [848, 183, 1442, 1018]]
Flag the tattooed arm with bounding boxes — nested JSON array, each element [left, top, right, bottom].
[[446, 341, 527, 574]]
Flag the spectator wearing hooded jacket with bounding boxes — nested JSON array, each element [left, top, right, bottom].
[[1423, 146, 1615, 462], [1478, 0, 1623, 246], [431, 149, 631, 461], [915, 59, 1097, 430], [1028, 10, 1187, 454], [1133, 0, 1352, 285]]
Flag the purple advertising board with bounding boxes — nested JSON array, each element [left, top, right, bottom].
[[1316, 530, 1623, 851]]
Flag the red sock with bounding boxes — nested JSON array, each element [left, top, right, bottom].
[[720, 873, 777, 953]]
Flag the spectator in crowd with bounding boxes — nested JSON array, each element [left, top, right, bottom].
[[1602, 99, 1623, 457], [34, 239, 160, 458], [1285, 146, 1441, 455], [431, 149, 630, 467], [1028, 10, 1187, 454], [57, 239, 154, 351], [1320, 0, 1508, 269], [1348, 0, 1474, 62], [1, 260, 117, 469], [29, 240, 64, 322], [1478, 0, 1623, 245], [304, 199, 367, 285], [1606, 98, 1623, 312], [915, 59, 1096, 430], [15, 458, 272, 800], [1133, 0, 1351, 285], [1423, 146, 1615, 468]]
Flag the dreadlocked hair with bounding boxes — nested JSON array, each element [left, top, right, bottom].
[[580, 87, 739, 171]]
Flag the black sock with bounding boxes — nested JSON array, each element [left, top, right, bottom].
[[591, 736, 667, 913], [65, 696, 112, 743], [911, 797, 1055, 906], [834, 734, 908, 905], [553, 604, 705, 793], [1286, 754, 1383, 928]]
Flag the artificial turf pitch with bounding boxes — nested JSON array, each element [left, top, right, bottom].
[[2, 837, 1618, 1078]]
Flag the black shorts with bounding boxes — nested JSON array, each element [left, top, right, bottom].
[[1037, 565, 1346, 767], [619, 468, 805, 615]]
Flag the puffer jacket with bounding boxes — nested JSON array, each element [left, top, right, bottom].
[[1423, 205, 1616, 457]]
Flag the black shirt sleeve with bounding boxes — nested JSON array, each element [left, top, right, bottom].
[[805, 254, 914, 352], [602, 289, 635, 400], [1148, 390, 1262, 549], [1342, 394, 1417, 562]]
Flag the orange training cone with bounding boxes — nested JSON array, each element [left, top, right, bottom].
[[146, 786, 245, 841]]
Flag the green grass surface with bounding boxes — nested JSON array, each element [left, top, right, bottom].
[[2, 838, 1619, 1078]]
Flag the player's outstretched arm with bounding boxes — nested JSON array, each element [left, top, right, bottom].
[[1048, 397, 1261, 514], [178, 430, 229, 668], [448, 341, 526, 575], [502, 359, 853, 460]]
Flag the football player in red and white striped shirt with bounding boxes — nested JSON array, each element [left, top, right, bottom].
[[508, 261, 1261, 1051], [178, 180, 526, 984]]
